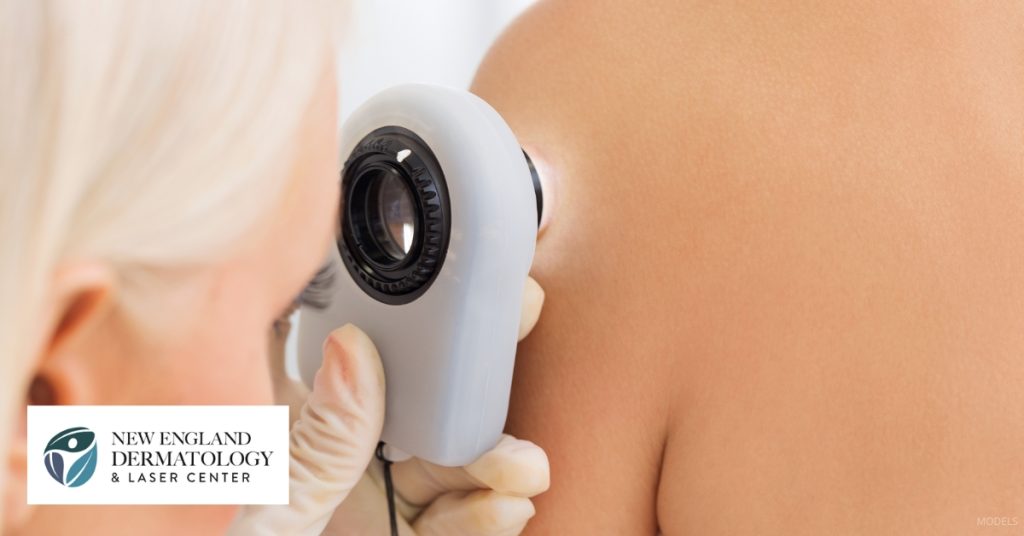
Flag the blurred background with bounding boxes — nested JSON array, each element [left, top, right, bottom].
[[337, 0, 537, 119], [287, 0, 539, 376]]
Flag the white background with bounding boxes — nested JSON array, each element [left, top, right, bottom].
[[336, 0, 538, 120]]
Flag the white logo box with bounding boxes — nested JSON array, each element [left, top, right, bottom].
[[27, 406, 289, 505]]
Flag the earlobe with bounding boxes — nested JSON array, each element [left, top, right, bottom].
[[3, 398, 31, 532], [7, 377, 58, 530]]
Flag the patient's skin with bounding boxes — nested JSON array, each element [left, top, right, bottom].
[[472, 1, 1024, 534]]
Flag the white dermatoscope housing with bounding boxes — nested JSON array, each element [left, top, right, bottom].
[[297, 84, 542, 466]]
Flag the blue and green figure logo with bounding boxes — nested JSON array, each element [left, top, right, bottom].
[[43, 427, 98, 487]]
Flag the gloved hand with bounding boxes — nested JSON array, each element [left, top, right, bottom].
[[228, 322, 385, 536], [230, 276, 548, 535]]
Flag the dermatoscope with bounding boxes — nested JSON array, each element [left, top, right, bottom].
[[297, 84, 543, 467]]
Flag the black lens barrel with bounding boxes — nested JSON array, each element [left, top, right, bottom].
[[339, 126, 451, 305]]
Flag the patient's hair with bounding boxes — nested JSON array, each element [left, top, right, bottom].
[[0, 0, 340, 514]]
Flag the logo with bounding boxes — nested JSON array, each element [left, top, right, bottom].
[[43, 427, 98, 487]]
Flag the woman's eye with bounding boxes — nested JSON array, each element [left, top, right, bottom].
[[272, 262, 337, 331], [295, 262, 336, 310]]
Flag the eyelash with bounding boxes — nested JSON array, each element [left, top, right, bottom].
[[272, 262, 336, 335], [296, 262, 336, 310]]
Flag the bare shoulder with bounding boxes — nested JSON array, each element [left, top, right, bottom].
[[474, 1, 1024, 534]]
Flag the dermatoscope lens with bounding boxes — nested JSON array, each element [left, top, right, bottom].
[[373, 170, 417, 260], [339, 126, 450, 305]]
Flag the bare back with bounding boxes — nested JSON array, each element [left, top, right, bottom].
[[472, 1, 1024, 534]]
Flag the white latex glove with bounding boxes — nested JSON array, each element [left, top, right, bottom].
[[234, 276, 548, 535], [324, 432, 549, 536], [228, 323, 386, 536]]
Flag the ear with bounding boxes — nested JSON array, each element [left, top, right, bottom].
[[45, 262, 117, 358], [37, 261, 117, 404], [2, 261, 115, 532]]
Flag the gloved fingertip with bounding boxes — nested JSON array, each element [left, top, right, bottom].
[[467, 436, 550, 497], [525, 276, 544, 307], [317, 324, 385, 401], [475, 493, 536, 529], [518, 277, 545, 341], [416, 491, 536, 535], [322, 324, 371, 360]]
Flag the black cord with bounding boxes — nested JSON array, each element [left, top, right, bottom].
[[375, 441, 399, 536]]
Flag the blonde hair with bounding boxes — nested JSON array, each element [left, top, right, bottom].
[[0, 0, 340, 514]]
